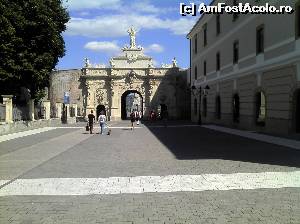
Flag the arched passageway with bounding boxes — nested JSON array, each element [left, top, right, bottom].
[[96, 105, 106, 119], [121, 90, 143, 120]]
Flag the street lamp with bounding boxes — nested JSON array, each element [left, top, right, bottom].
[[191, 84, 210, 125]]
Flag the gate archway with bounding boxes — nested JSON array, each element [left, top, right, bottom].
[[96, 105, 106, 119], [121, 90, 143, 120]]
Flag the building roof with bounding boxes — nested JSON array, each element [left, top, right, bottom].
[[186, 0, 217, 39]]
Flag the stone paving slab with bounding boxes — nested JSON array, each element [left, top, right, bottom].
[[18, 125, 300, 180], [0, 129, 92, 183], [0, 188, 299, 224], [203, 125, 300, 150], [0, 128, 79, 157], [0, 127, 56, 143], [0, 171, 299, 196]]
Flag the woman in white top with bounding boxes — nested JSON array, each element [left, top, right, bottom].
[[98, 111, 106, 135]]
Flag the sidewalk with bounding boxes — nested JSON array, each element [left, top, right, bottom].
[[203, 125, 300, 150]]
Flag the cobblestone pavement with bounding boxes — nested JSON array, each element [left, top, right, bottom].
[[0, 121, 300, 223]]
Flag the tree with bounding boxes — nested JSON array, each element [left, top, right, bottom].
[[0, 0, 69, 100]]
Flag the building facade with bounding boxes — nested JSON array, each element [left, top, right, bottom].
[[188, 0, 300, 135], [50, 28, 190, 121]]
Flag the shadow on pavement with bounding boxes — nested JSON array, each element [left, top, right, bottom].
[[143, 120, 300, 168]]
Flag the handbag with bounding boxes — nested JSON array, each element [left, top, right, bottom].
[[85, 123, 89, 131]]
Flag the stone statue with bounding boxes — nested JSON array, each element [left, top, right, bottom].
[[84, 58, 91, 67], [110, 58, 115, 68], [128, 27, 137, 48], [172, 57, 178, 67]]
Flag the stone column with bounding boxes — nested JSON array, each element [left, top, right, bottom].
[[43, 100, 51, 120], [2, 95, 13, 123], [28, 99, 35, 121], [73, 104, 78, 117], [56, 102, 62, 118]]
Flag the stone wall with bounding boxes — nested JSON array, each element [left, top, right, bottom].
[[50, 69, 84, 117], [0, 118, 61, 136]]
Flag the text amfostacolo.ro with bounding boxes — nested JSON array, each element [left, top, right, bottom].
[[180, 2, 294, 16]]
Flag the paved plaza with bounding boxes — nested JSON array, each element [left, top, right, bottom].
[[0, 121, 300, 223]]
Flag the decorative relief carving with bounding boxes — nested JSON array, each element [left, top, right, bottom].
[[95, 89, 106, 104]]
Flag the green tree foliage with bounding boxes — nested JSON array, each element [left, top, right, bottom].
[[0, 0, 69, 99]]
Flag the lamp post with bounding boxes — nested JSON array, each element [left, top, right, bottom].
[[191, 84, 210, 125]]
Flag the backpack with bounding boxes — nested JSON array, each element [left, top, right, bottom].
[[99, 115, 105, 123]]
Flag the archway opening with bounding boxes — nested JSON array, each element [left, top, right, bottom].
[[255, 91, 266, 126], [96, 105, 106, 119], [121, 90, 143, 120], [233, 93, 240, 123], [203, 97, 207, 117], [215, 95, 221, 119]]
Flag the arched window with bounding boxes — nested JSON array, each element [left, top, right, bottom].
[[203, 97, 207, 117], [233, 94, 240, 123], [256, 92, 266, 126], [194, 98, 197, 115], [215, 95, 221, 119]]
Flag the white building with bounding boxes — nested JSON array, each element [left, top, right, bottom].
[[187, 0, 300, 135]]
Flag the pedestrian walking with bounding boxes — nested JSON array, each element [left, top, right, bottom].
[[87, 110, 95, 134], [130, 110, 136, 130], [98, 110, 106, 135], [135, 110, 140, 125], [136, 110, 142, 125]]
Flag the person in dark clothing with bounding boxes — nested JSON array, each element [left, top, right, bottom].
[[88, 110, 95, 134], [130, 110, 136, 130]]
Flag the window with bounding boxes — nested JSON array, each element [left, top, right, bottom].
[[256, 92, 266, 126], [233, 0, 239, 21], [203, 24, 207, 46], [216, 52, 220, 71], [194, 34, 198, 54], [203, 61, 207, 76], [215, 96, 221, 119], [233, 94, 240, 123], [194, 66, 198, 80], [256, 25, 264, 54], [216, 14, 221, 35], [233, 41, 239, 64], [194, 99, 197, 115]]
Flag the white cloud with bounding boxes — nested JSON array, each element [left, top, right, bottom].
[[144, 44, 164, 53], [63, 0, 121, 10], [66, 14, 196, 37], [84, 41, 121, 55]]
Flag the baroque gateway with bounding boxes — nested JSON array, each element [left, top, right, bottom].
[[50, 28, 190, 121]]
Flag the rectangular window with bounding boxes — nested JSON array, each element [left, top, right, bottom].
[[194, 34, 198, 54], [204, 61, 207, 76], [233, 0, 239, 21], [256, 25, 264, 54], [233, 41, 239, 64], [203, 24, 207, 46], [194, 66, 198, 80], [216, 14, 220, 35], [216, 52, 220, 71]]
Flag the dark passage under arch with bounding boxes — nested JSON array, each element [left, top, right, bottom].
[[121, 90, 143, 120]]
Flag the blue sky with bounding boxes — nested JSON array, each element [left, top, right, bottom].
[[57, 0, 209, 70]]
